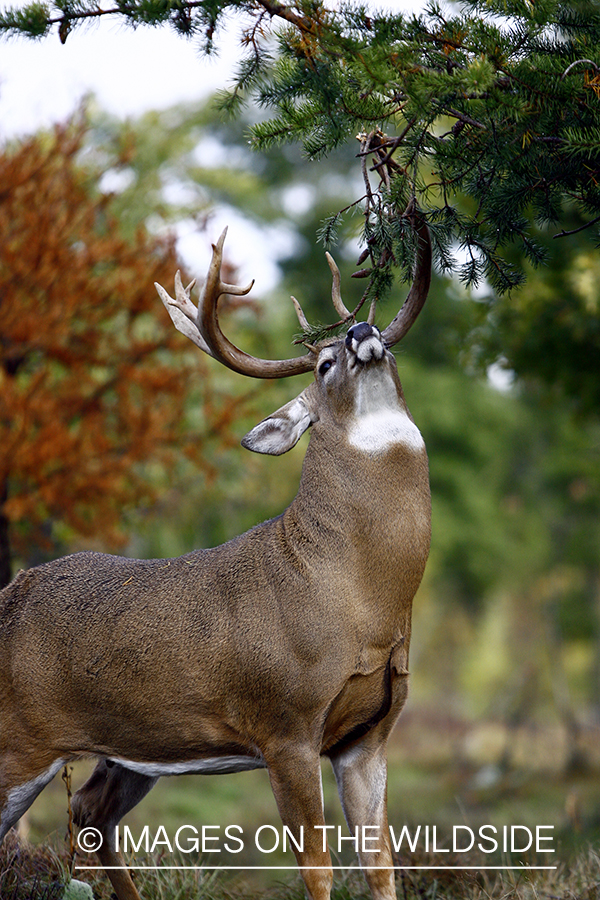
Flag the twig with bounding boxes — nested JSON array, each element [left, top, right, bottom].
[[444, 107, 486, 130], [369, 119, 417, 172], [561, 59, 600, 80], [553, 214, 600, 238], [62, 765, 75, 876]]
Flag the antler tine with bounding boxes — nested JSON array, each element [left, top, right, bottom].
[[155, 275, 215, 356], [195, 228, 314, 379], [325, 252, 352, 320], [290, 295, 311, 331], [380, 208, 432, 348], [367, 298, 377, 326], [173, 271, 198, 321], [198, 228, 255, 309]]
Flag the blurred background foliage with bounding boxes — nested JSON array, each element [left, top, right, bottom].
[[1, 95, 599, 870]]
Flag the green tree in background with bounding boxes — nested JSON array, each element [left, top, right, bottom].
[[470, 215, 600, 414]]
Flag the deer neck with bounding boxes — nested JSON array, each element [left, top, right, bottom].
[[284, 392, 431, 620], [293, 361, 428, 524], [346, 365, 424, 455]]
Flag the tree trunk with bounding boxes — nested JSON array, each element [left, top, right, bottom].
[[0, 481, 12, 590]]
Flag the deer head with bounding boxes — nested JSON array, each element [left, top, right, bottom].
[[156, 222, 431, 376], [155, 221, 431, 457]]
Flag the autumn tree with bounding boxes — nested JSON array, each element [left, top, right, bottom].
[[0, 119, 247, 589]]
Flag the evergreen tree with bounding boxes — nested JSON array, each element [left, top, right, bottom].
[[2, 0, 600, 295]]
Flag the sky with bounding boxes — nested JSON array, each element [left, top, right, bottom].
[[0, 1, 418, 138], [0, 11, 248, 139], [0, 6, 300, 284]]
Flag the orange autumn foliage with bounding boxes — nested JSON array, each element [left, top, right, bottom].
[[0, 121, 233, 583]]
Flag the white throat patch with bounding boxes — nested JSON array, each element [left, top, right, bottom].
[[348, 367, 425, 455], [348, 409, 424, 454]]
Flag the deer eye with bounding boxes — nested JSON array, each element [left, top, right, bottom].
[[318, 359, 334, 377]]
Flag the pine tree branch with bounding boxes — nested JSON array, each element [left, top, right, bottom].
[[553, 214, 600, 239], [4, 0, 600, 292], [252, 0, 316, 35], [442, 107, 487, 131]]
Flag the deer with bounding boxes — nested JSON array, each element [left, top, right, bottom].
[[0, 220, 431, 900]]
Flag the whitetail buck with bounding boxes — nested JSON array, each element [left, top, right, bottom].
[[0, 222, 431, 900]]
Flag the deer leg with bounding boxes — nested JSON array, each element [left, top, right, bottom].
[[330, 738, 396, 900], [266, 747, 333, 900], [72, 759, 157, 900], [0, 757, 67, 844]]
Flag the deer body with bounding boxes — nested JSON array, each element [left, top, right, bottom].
[[0, 228, 431, 900]]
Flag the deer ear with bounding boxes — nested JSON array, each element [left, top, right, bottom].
[[242, 392, 316, 456]]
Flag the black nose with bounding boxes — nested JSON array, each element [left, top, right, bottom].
[[345, 322, 374, 347]]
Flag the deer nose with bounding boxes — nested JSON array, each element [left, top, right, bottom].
[[345, 323, 385, 362], [346, 322, 373, 345]]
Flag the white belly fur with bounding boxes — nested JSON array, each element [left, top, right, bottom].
[[108, 754, 266, 777]]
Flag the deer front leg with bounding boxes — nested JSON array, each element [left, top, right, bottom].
[[72, 759, 157, 900], [266, 747, 333, 900], [330, 738, 396, 900]]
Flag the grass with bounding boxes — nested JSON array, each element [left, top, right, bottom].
[[0, 833, 67, 899], [2, 829, 600, 900]]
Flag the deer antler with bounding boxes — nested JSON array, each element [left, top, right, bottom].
[[155, 271, 215, 356], [380, 206, 432, 348], [325, 252, 352, 321], [157, 229, 315, 379], [156, 218, 431, 374]]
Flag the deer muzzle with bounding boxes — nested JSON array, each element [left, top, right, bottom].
[[345, 323, 385, 364]]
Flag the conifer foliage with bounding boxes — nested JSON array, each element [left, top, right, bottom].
[[0, 121, 222, 587], [2, 0, 600, 297]]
